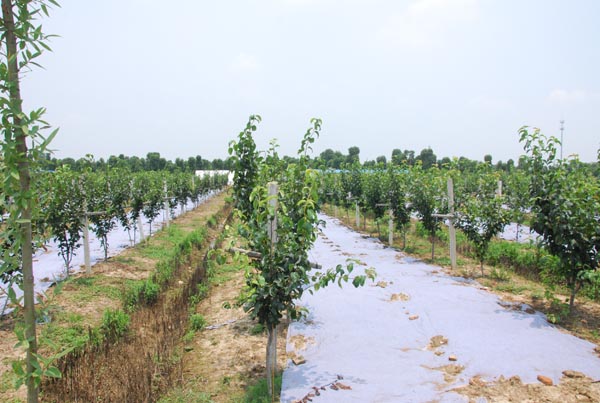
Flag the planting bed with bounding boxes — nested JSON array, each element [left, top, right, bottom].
[[282, 214, 600, 402]]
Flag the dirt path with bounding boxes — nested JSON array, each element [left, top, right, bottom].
[[171, 254, 288, 402], [281, 214, 600, 403]]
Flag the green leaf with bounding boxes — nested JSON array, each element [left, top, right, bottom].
[[44, 366, 62, 379]]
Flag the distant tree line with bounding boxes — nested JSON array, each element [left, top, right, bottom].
[[38, 152, 235, 173], [37, 146, 599, 177], [315, 145, 599, 176]]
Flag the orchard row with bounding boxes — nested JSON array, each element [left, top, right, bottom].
[[0, 168, 229, 283], [319, 128, 600, 309]]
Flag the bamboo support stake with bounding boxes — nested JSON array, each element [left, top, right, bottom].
[[228, 247, 322, 269]]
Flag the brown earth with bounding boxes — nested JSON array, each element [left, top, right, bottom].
[[175, 253, 290, 402], [454, 372, 600, 403], [0, 191, 230, 403]]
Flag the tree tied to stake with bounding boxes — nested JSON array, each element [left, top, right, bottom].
[[228, 116, 375, 399]]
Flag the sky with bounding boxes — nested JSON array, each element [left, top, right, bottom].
[[21, 0, 600, 163]]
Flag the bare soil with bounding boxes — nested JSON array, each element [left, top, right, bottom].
[[178, 258, 289, 402], [454, 372, 600, 402], [0, 192, 229, 403]]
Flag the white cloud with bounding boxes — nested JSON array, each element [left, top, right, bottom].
[[229, 53, 261, 73], [547, 89, 587, 104], [377, 0, 479, 48]]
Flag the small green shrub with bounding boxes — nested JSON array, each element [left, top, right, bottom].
[[489, 267, 511, 282], [243, 374, 282, 403], [189, 314, 207, 331], [250, 323, 265, 335], [100, 309, 130, 342], [207, 215, 218, 228], [190, 283, 209, 307], [123, 279, 161, 311]]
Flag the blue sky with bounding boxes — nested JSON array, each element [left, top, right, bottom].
[[22, 0, 600, 162]]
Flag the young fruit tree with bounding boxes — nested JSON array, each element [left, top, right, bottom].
[[410, 165, 446, 260], [520, 127, 600, 311], [228, 116, 374, 399], [454, 168, 509, 275], [0, 1, 60, 401]]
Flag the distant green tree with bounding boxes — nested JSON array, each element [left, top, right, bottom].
[[416, 147, 437, 170], [146, 152, 166, 171], [347, 146, 360, 164]]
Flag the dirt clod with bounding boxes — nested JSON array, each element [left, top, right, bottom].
[[390, 293, 410, 302], [292, 356, 307, 366], [429, 335, 448, 349], [537, 375, 554, 386], [563, 370, 586, 379], [455, 372, 600, 402]]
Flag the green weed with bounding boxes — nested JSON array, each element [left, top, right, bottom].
[[250, 323, 265, 335], [189, 314, 207, 331], [100, 308, 130, 342], [239, 374, 282, 403]]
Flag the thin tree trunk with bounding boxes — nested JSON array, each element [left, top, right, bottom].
[[431, 234, 435, 260], [266, 324, 277, 401], [569, 277, 579, 313], [1, 1, 39, 401]]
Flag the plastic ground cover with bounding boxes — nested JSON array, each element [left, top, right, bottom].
[[0, 191, 220, 313], [281, 214, 600, 403]]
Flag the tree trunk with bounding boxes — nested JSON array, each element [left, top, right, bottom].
[[1, 1, 39, 402], [568, 277, 580, 313], [266, 324, 277, 401], [431, 234, 435, 260]]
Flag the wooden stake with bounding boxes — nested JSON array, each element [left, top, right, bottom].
[[432, 177, 456, 270], [388, 208, 394, 246], [447, 178, 457, 270], [266, 182, 278, 400], [82, 199, 91, 274], [137, 215, 145, 242], [163, 180, 170, 228]]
